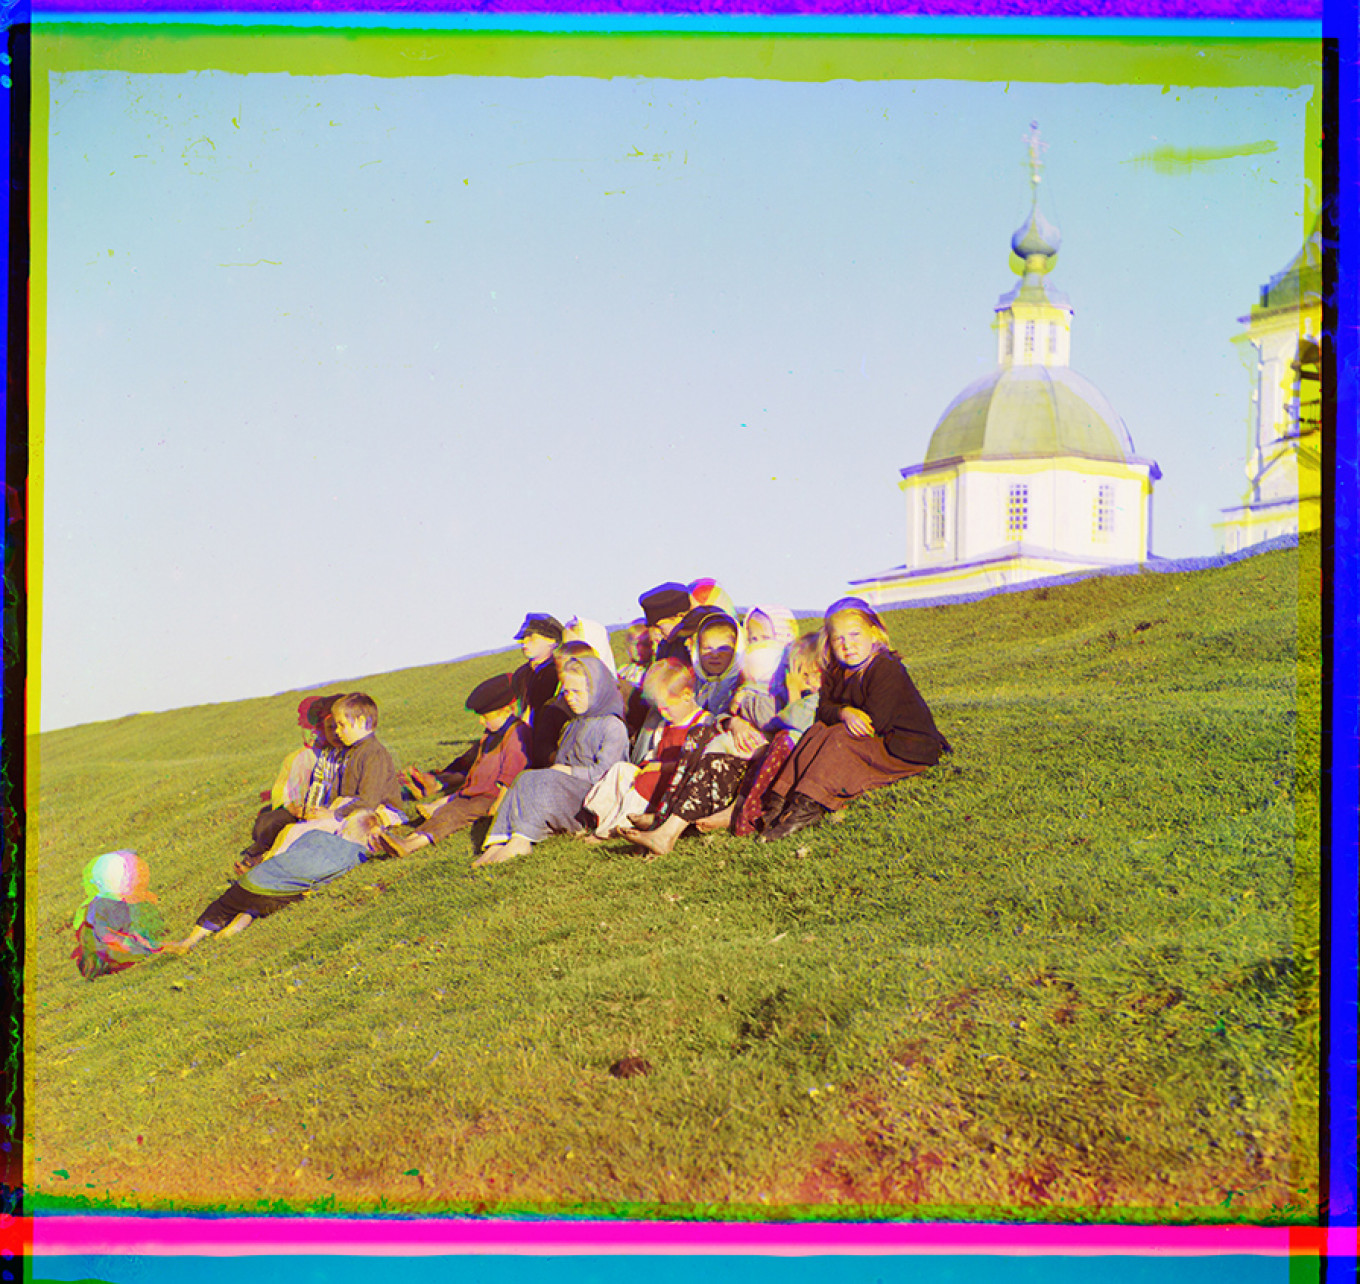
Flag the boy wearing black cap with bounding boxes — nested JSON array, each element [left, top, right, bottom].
[[512, 612, 569, 768], [378, 674, 530, 857], [638, 582, 694, 665]]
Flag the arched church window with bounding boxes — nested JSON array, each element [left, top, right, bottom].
[[1006, 483, 1028, 539], [1094, 483, 1115, 541], [924, 485, 947, 549]]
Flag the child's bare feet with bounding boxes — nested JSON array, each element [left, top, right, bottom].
[[473, 834, 532, 867], [693, 804, 735, 834], [376, 829, 430, 858], [626, 813, 656, 831], [620, 815, 688, 858]]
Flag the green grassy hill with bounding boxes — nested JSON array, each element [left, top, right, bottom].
[[25, 538, 1320, 1221]]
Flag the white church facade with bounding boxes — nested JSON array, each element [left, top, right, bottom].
[[851, 132, 1161, 607], [1214, 218, 1323, 553]]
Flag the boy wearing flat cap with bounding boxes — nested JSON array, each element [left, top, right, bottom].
[[639, 583, 694, 665], [511, 613, 569, 769], [378, 673, 530, 857]]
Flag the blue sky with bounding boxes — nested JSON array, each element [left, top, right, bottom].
[[38, 64, 1313, 730]]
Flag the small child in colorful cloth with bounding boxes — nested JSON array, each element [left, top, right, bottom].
[[70, 850, 164, 979]]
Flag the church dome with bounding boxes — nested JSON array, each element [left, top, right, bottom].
[[925, 364, 1136, 463], [1011, 204, 1061, 262]]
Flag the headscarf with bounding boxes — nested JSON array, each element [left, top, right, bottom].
[[691, 610, 744, 715], [824, 596, 887, 632], [742, 604, 798, 649], [71, 850, 155, 929], [563, 654, 626, 721], [563, 617, 618, 677], [689, 577, 737, 618]]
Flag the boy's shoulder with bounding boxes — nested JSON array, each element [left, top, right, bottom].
[[351, 733, 394, 760]]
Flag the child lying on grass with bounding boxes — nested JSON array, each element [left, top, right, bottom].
[[164, 809, 388, 952]]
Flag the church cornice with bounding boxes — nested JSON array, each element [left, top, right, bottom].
[[901, 452, 1162, 481]]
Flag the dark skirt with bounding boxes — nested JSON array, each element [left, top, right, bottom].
[[197, 883, 302, 932], [766, 721, 929, 812], [655, 753, 749, 823]]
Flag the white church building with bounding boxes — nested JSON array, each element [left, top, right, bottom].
[[851, 132, 1161, 606], [1214, 217, 1323, 553]]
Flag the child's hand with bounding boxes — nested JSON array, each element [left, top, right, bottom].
[[841, 707, 875, 738], [729, 716, 768, 757], [303, 802, 335, 822]]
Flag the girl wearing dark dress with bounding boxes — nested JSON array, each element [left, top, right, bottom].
[[757, 598, 950, 841]]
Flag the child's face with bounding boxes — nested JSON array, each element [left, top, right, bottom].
[[321, 714, 344, 749], [628, 631, 652, 665], [789, 658, 822, 696], [332, 710, 372, 747], [520, 632, 556, 665], [560, 672, 592, 715], [480, 704, 516, 733], [657, 688, 698, 725], [829, 619, 875, 669], [745, 612, 775, 645], [698, 626, 738, 677], [649, 614, 685, 646]]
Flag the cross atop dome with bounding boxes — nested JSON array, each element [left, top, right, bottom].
[[1025, 119, 1048, 186], [1010, 122, 1061, 269]]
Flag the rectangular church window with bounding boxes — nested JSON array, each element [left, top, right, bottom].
[[924, 486, 947, 548], [1006, 483, 1028, 539], [1048, 324, 1059, 355], [1094, 483, 1115, 541], [1023, 322, 1035, 360]]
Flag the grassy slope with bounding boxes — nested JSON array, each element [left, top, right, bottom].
[[25, 537, 1320, 1221]]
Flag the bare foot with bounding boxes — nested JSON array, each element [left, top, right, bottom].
[[620, 815, 687, 858], [625, 813, 656, 831], [376, 829, 430, 858], [473, 834, 532, 868], [693, 804, 735, 834]]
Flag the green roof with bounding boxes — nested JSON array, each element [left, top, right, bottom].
[[925, 365, 1134, 463]]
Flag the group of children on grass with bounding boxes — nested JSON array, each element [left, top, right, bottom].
[[72, 580, 951, 973]]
